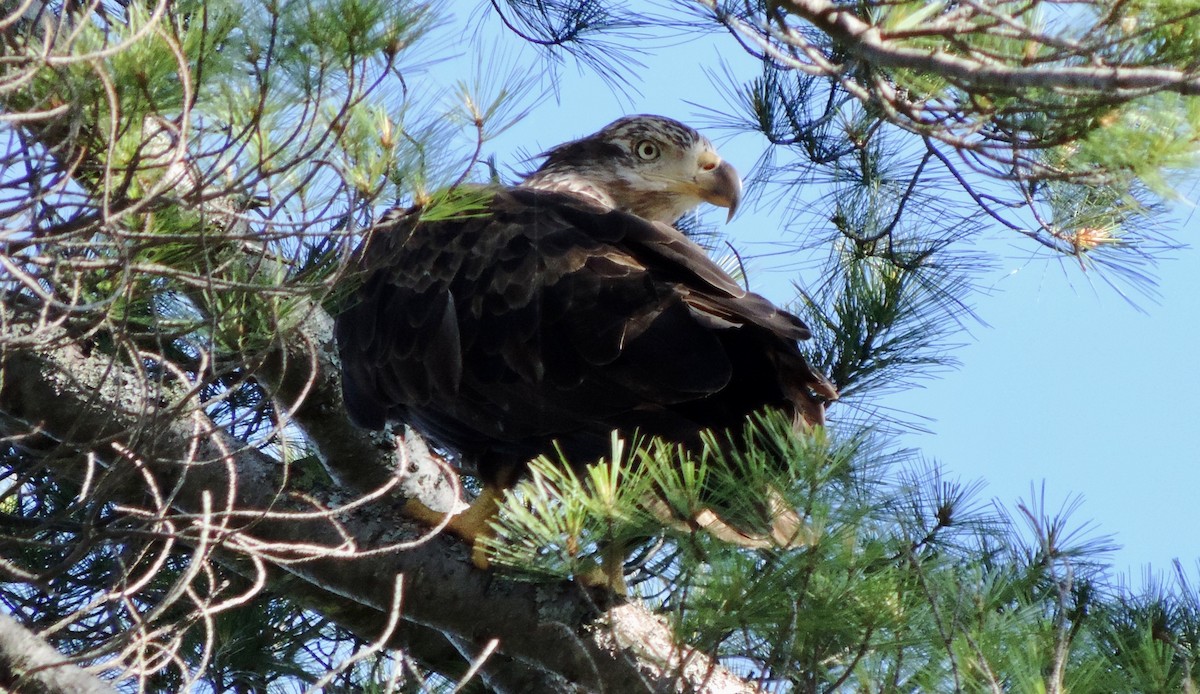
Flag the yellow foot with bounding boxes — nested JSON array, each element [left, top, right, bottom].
[[403, 485, 503, 570], [575, 541, 628, 594]]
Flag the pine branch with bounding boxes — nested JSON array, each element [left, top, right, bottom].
[[209, 554, 561, 693], [0, 612, 115, 694], [751, 0, 1200, 95]]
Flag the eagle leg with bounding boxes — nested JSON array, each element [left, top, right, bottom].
[[575, 540, 629, 594], [403, 485, 503, 570]]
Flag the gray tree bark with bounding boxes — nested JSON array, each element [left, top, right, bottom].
[[0, 612, 115, 694]]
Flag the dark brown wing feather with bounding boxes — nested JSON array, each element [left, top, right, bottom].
[[335, 187, 836, 481]]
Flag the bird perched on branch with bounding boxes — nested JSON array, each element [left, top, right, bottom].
[[335, 114, 837, 572]]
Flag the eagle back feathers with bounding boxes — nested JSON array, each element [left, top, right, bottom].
[[336, 186, 836, 476]]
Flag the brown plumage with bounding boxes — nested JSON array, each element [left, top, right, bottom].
[[335, 115, 837, 564]]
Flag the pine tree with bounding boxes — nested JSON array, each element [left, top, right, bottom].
[[1, 0, 1198, 691]]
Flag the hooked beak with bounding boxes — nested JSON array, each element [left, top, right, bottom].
[[696, 157, 742, 222]]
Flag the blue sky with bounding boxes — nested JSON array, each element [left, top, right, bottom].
[[422, 11, 1199, 578], [888, 231, 1200, 576]]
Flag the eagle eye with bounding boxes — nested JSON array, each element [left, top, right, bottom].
[[634, 140, 660, 161]]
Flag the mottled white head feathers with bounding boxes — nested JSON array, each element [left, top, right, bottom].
[[521, 115, 742, 224]]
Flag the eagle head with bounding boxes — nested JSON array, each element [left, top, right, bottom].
[[520, 114, 742, 224]]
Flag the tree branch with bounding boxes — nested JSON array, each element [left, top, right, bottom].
[[718, 0, 1200, 96], [0, 611, 115, 694]]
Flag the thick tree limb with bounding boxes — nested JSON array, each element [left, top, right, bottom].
[[0, 611, 115, 694], [211, 556, 558, 693]]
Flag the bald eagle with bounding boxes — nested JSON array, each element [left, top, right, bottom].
[[335, 115, 837, 567]]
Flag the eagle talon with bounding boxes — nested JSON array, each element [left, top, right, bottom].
[[403, 485, 503, 570], [470, 544, 492, 571]]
